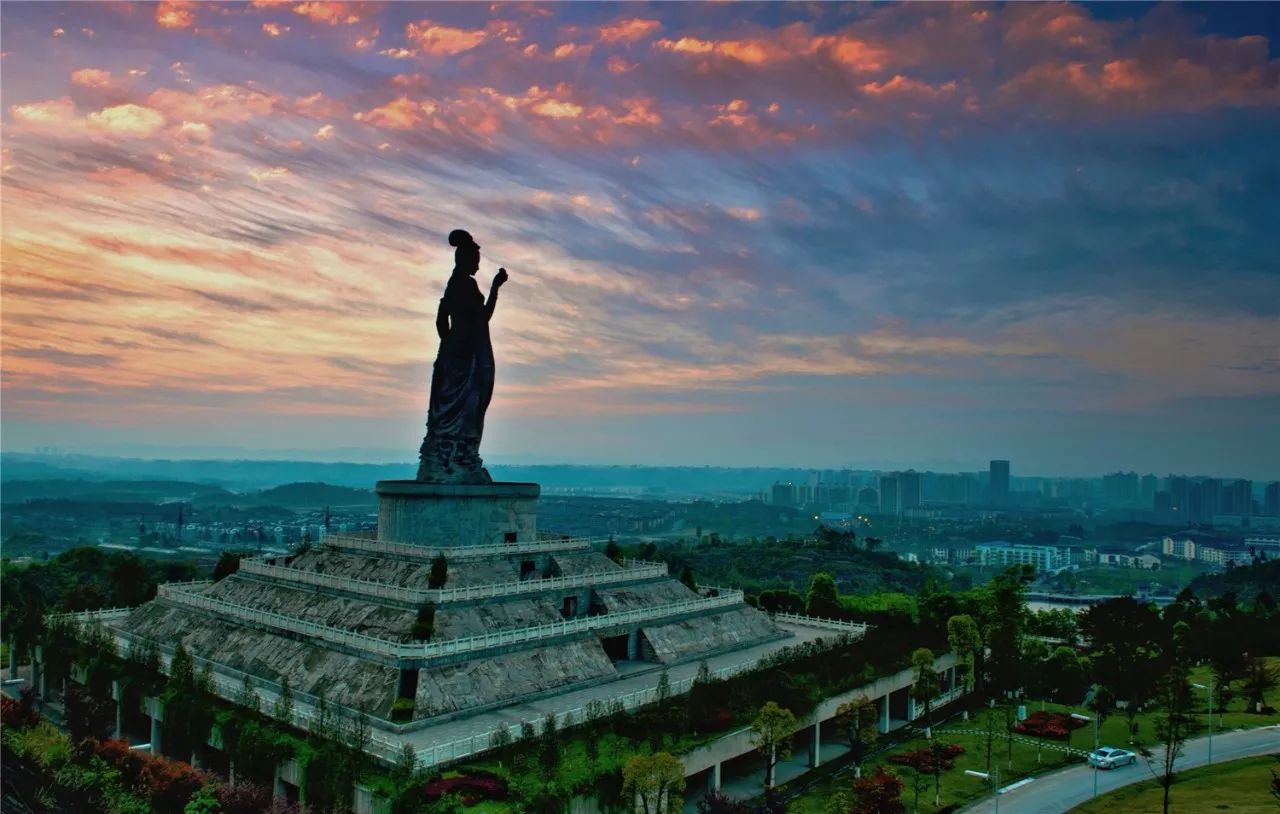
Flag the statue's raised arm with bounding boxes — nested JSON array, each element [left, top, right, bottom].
[[417, 229, 508, 483]]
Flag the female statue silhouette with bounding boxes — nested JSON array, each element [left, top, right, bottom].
[[417, 229, 508, 483]]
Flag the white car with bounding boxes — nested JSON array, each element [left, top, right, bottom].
[[1088, 747, 1136, 768]]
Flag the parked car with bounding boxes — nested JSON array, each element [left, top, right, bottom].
[[1088, 747, 1136, 768]]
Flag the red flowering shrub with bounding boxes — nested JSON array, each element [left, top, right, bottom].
[[424, 771, 508, 803], [1, 693, 39, 730], [695, 707, 736, 732], [83, 738, 208, 813], [1015, 712, 1087, 741], [888, 743, 965, 773], [216, 782, 305, 814]]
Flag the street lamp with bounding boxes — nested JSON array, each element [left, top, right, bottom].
[[1071, 712, 1098, 798], [965, 768, 1000, 814], [1191, 680, 1214, 765]]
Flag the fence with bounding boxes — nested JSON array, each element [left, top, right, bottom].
[[768, 612, 870, 636], [319, 533, 602, 560], [237, 556, 669, 604], [156, 582, 746, 662]]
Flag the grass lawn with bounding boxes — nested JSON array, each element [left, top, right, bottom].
[[1069, 754, 1280, 813]]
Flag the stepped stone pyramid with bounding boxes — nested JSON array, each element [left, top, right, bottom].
[[109, 481, 790, 751]]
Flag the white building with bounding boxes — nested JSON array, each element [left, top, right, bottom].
[[975, 542, 1071, 574]]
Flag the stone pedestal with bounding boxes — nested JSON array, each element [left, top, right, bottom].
[[375, 481, 540, 547]]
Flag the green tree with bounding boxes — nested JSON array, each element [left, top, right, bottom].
[[834, 696, 879, 777], [623, 752, 686, 814], [1142, 663, 1195, 814], [429, 553, 448, 589], [910, 648, 941, 736], [806, 572, 842, 618], [1241, 655, 1279, 711], [273, 674, 295, 725], [680, 566, 698, 592], [751, 701, 797, 788], [946, 615, 982, 704]]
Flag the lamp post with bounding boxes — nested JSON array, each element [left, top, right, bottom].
[[1191, 680, 1214, 765], [1071, 712, 1097, 798], [965, 768, 1000, 814]]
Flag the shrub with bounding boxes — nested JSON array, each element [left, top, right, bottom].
[[391, 697, 416, 722], [412, 602, 436, 641], [1, 691, 39, 729], [423, 771, 508, 804], [215, 781, 306, 814], [1015, 711, 1087, 741], [429, 554, 448, 589], [889, 743, 965, 773]]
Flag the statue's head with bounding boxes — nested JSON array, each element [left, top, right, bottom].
[[449, 229, 480, 275]]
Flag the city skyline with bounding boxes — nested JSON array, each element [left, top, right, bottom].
[[3, 2, 1279, 479]]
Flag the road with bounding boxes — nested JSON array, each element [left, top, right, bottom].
[[959, 725, 1280, 813]]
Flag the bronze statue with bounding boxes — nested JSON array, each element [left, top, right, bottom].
[[417, 229, 508, 483]]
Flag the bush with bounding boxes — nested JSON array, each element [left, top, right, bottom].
[[412, 602, 436, 641], [423, 771, 508, 804], [889, 743, 965, 773], [391, 697, 416, 722], [1015, 711, 1087, 741], [1, 691, 39, 729]]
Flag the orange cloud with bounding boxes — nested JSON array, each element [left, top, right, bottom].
[[607, 55, 635, 74], [552, 43, 591, 60], [861, 75, 957, 99], [148, 84, 279, 122], [599, 18, 661, 44], [353, 96, 433, 129], [155, 2, 195, 30], [404, 20, 487, 55], [262, 22, 290, 37], [530, 98, 583, 120], [71, 68, 112, 88], [176, 120, 212, 142], [292, 2, 360, 26], [87, 104, 166, 137]]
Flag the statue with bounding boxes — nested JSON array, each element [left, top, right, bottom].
[[417, 229, 509, 483]]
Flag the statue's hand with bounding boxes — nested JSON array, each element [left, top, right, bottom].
[[493, 268, 509, 288]]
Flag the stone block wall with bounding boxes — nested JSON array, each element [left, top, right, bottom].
[[121, 602, 399, 716], [414, 639, 616, 716], [594, 580, 697, 613], [639, 607, 780, 665], [205, 576, 416, 638]]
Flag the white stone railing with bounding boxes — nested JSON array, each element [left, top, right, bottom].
[[157, 582, 745, 661], [769, 612, 870, 636], [320, 533, 601, 560], [238, 556, 669, 604], [46, 607, 136, 625]]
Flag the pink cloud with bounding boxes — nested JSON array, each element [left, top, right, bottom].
[[599, 18, 661, 44], [404, 20, 487, 56]]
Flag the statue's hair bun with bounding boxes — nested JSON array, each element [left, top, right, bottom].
[[448, 229, 474, 248]]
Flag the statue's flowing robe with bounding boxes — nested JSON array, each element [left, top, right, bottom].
[[427, 272, 494, 443]]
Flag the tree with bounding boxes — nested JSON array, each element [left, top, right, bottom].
[[834, 696, 879, 777], [605, 539, 622, 563], [680, 566, 698, 592], [623, 752, 686, 814], [212, 551, 244, 582], [540, 712, 561, 773], [1241, 655, 1279, 712], [429, 553, 448, 589], [273, 675, 294, 725], [946, 615, 982, 705], [1142, 663, 1195, 814], [840, 766, 905, 814], [910, 648, 941, 736], [806, 573, 842, 618], [1082, 597, 1165, 742], [751, 701, 797, 788], [982, 566, 1033, 697]]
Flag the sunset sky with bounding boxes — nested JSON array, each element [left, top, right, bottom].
[[2, 2, 1278, 478]]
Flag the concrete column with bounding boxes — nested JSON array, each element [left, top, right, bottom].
[[879, 695, 890, 734], [808, 720, 822, 768], [150, 714, 162, 756], [33, 645, 45, 699], [7, 637, 15, 678], [111, 680, 123, 739], [273, 766, 286, 800], [147, 697, 164, 756], [907, 694, 917, 721], [709, 762, 721, 792], [627, 629, 640, 661]]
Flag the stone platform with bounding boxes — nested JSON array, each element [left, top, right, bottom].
[[376, 481, 539, 547]]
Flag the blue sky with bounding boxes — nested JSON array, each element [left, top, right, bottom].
[[1, 2, 1277, 478]]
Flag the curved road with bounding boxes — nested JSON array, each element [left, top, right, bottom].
[[959, 726, 1280, 814]]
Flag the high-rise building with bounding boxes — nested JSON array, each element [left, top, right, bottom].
[[770, 482, 794, 506], [1140, 474, 1159, 508], [879, 475, 899, 515], [1154, 491, 1173, 512], [1197, 479, 1222, 523], [857, 487, 879, 509], [990, 460, 1010, 506], [1265, 482, 1280, 517], [1169, 477, 1190, 517], [899, 471, 922, 511], [1226, 479, 1253, 516], [1103, 471, 1139, 506]]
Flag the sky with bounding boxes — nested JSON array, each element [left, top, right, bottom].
[[1, 1, 1278, 480]]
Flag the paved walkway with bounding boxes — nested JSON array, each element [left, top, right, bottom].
[[959, 725, 1280, 814]]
